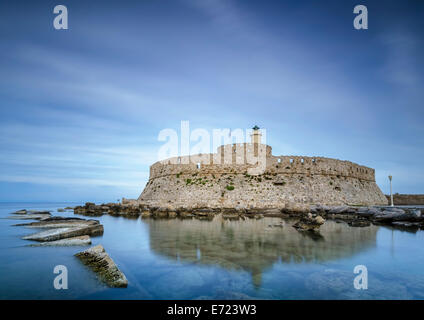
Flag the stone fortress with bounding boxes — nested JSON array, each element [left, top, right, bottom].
[[138, 126, 388, 211]]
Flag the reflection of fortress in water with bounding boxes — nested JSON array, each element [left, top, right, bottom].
[[147, 218, 378, 287]]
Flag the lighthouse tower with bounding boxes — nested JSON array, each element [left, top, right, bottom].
[[250, 125, 262, 144]]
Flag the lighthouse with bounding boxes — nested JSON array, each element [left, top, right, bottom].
[[251, 125, 262, 144]]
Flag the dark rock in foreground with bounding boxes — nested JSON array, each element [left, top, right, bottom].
[[75, 245, 128, 288]]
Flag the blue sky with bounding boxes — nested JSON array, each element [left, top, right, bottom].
[[0, 0, 423, 202]]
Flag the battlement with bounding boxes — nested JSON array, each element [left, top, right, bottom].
[[149, 143, 375, 182]]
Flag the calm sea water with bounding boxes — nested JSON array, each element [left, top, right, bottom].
[[0, 202, 424, 300]]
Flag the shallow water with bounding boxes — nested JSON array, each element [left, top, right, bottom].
[[0, 202, 424, 299]]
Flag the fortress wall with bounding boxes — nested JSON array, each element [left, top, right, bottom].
[[139, 143, 387, 207], [267, 156, 375, 181], [139, 172, 387, 207]]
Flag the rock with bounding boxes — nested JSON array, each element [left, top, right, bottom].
[[374, 210, 403, 221], [141, 211, 151, 218], [73, 202, 116, 216], [348, 220, 371, 227], [383, 207, 406, 213], [57, 208, 65, 212], [312, 204, 331, 213], [314, 215, 325, 225], [179, 211, 194, 219], [12, 209, 27, 215], [218, 208, 231, 214], [168, 211, 177, 218], [14, 217, 100, 229], [31, 210, 51, 214], [293, 214, 325, 231], [310, 206, 319, 214], [28, 235, 91, 246], [284, 203, 310, 214], [75, 245, 128, 288], [234, 205, 247, 213], [327, 213, 357, 221], [222, 214, 239, 220], [22, 224, 104, 242], [411, 209, 422, 218], [393, 211, 421, 222], [391, 221, 421, 228], [7, 213, 52, 220], [260, 208, 281, 215], [152, 210, 168, 218], [356, 207, 381, 217], [328, 206, 350, 214], [374, 209, 414, 222]]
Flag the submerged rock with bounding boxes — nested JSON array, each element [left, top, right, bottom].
[[75, 245, 128, 288], [28, 235, 91, 246], [22, 224, 104, 242], [28, 210, 51, 214]]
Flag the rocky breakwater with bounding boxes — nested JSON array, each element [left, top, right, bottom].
[[74, 201, 282, 220], [74, 202, 143, 217], [311, 205, 424, 229], [73, 201, 424, 231], [75, 245, 128, 288]]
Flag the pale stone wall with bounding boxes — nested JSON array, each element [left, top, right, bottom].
[[138, 143, 388, 208]]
